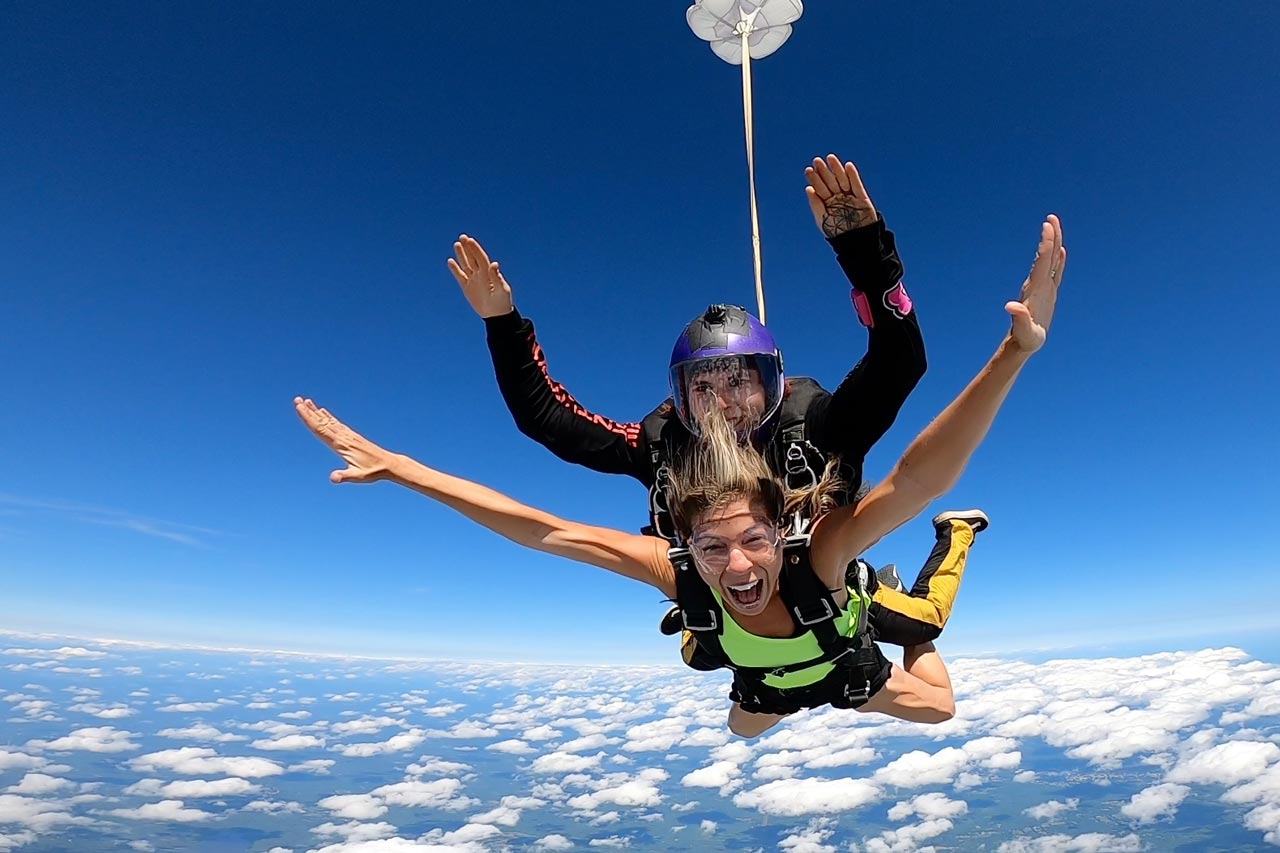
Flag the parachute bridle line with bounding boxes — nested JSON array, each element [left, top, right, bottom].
[[738, 12, 767, 324]]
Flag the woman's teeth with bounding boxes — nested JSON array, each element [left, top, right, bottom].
[[728, 578, 764, 606]]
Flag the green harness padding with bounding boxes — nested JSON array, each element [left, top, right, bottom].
[[672, 534, 886, 715]]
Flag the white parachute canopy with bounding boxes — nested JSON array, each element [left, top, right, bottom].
[[685, 0, 804, 323], [686, 0, 803, 65]]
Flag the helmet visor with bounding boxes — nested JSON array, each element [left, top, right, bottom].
[[671, 354, 784, 436]]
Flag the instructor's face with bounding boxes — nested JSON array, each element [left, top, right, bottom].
[[687, 365, 766, 433]]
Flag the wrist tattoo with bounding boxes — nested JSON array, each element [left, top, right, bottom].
[[821, 199, 875, 237]]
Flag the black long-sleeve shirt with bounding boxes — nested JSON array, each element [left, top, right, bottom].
[[483, 215, 926, 490]]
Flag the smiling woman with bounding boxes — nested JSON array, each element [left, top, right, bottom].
[[298, 216, 1066, 738]]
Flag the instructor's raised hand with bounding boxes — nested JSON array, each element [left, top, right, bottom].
[[448, 234, 514, 319], [804, 154, 879, 238]]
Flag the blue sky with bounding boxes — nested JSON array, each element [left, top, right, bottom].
[[3, 1, 1279, 662]]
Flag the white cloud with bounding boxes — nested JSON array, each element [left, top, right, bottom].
[[242, 799, 305, 814], [1245, 801, 1280, 846], [2, 647, 108, 660], [1121, 783, 1190, 824], [310, 820, 397, 842], [468, 805, 522, 827], [67, 702, 135, 719], [107, 800, 215, 823], [317, 794, 387, 820], [0, 794, 91, 832], [156, 724, 247, 743], [27, 726, 138, 753], [287, 759, 336, 775], [332, 728, 425, 757], [777, 816, 837, 853], [134, 778, 261, 799], [372, 778, 479, 811], [0, 752, 45, 772], [127, 748, 284, 778], [567, 772, 667, 811], [873, 746, 971, 788], [530, 751, 604, 774], [996, 833, 1144, 852], [331, 716, 402, 736], [734, 777, 881, 816], [252, 734, 324, 751], [533, 834, 574, 850], [681, 760, 741, 789], [621, 718, 687, 753], [560, 734, 616, 753], [407, 759, 471, 777], [487, 739, 536, 755], [1024, 798, 1079, 820], [1167, 740, 1280, 786], [4, 774, 74, 795], [887, 792, 969, 822], [522, 725, 562, 741]]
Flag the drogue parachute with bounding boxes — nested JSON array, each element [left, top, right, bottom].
[[685, 0, 804, 324], [686, 0, 803, 65]]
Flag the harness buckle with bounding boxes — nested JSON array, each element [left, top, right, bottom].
[[783, 442, 819, 490], [647, 466, 681, 544], [844, 679, 870, 704], [681, 608, 718, 632], [792, 598, 835, 627]]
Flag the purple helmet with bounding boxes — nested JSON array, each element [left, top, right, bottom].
[[669, 304, 785, 436]]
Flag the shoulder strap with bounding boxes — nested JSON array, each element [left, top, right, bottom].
[[640, 405, 684, 543], [777, 536, 851, 661], [671, 549, 733, 670]]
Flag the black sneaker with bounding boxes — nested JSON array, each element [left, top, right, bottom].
[[875, 563, 905, 593], [659, 605, 684, 636], [932, 509, 989, 535]]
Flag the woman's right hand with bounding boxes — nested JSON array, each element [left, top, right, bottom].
[[294, 397, 395, 484], [448, 234, 515, 318]]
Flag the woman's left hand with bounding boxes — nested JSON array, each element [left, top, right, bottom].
[[294, 397, 394, 484], [1007, 214, 1067, 353]]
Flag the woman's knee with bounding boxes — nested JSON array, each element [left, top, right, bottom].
[[727, 705, 782, 738]]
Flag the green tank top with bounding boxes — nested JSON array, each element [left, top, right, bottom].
[[711, 585, 867, 690]]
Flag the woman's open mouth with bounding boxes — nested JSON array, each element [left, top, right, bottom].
[[727, 578, 764, 607]]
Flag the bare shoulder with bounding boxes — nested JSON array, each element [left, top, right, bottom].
[[804, 513, 849, 592]]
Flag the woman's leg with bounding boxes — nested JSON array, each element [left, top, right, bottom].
[[869, 511, 987, 647], [857, 641, 955, 723], [727, 703, 789, 738]]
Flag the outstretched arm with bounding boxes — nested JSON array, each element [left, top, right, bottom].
[[802, 156, 927, 466], [812, 215, 1068, 572], [294, 397, 675, 597], [449, 235, 649, 481]]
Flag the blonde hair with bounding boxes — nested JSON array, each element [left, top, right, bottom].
[[667, 409, 845, 539]]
